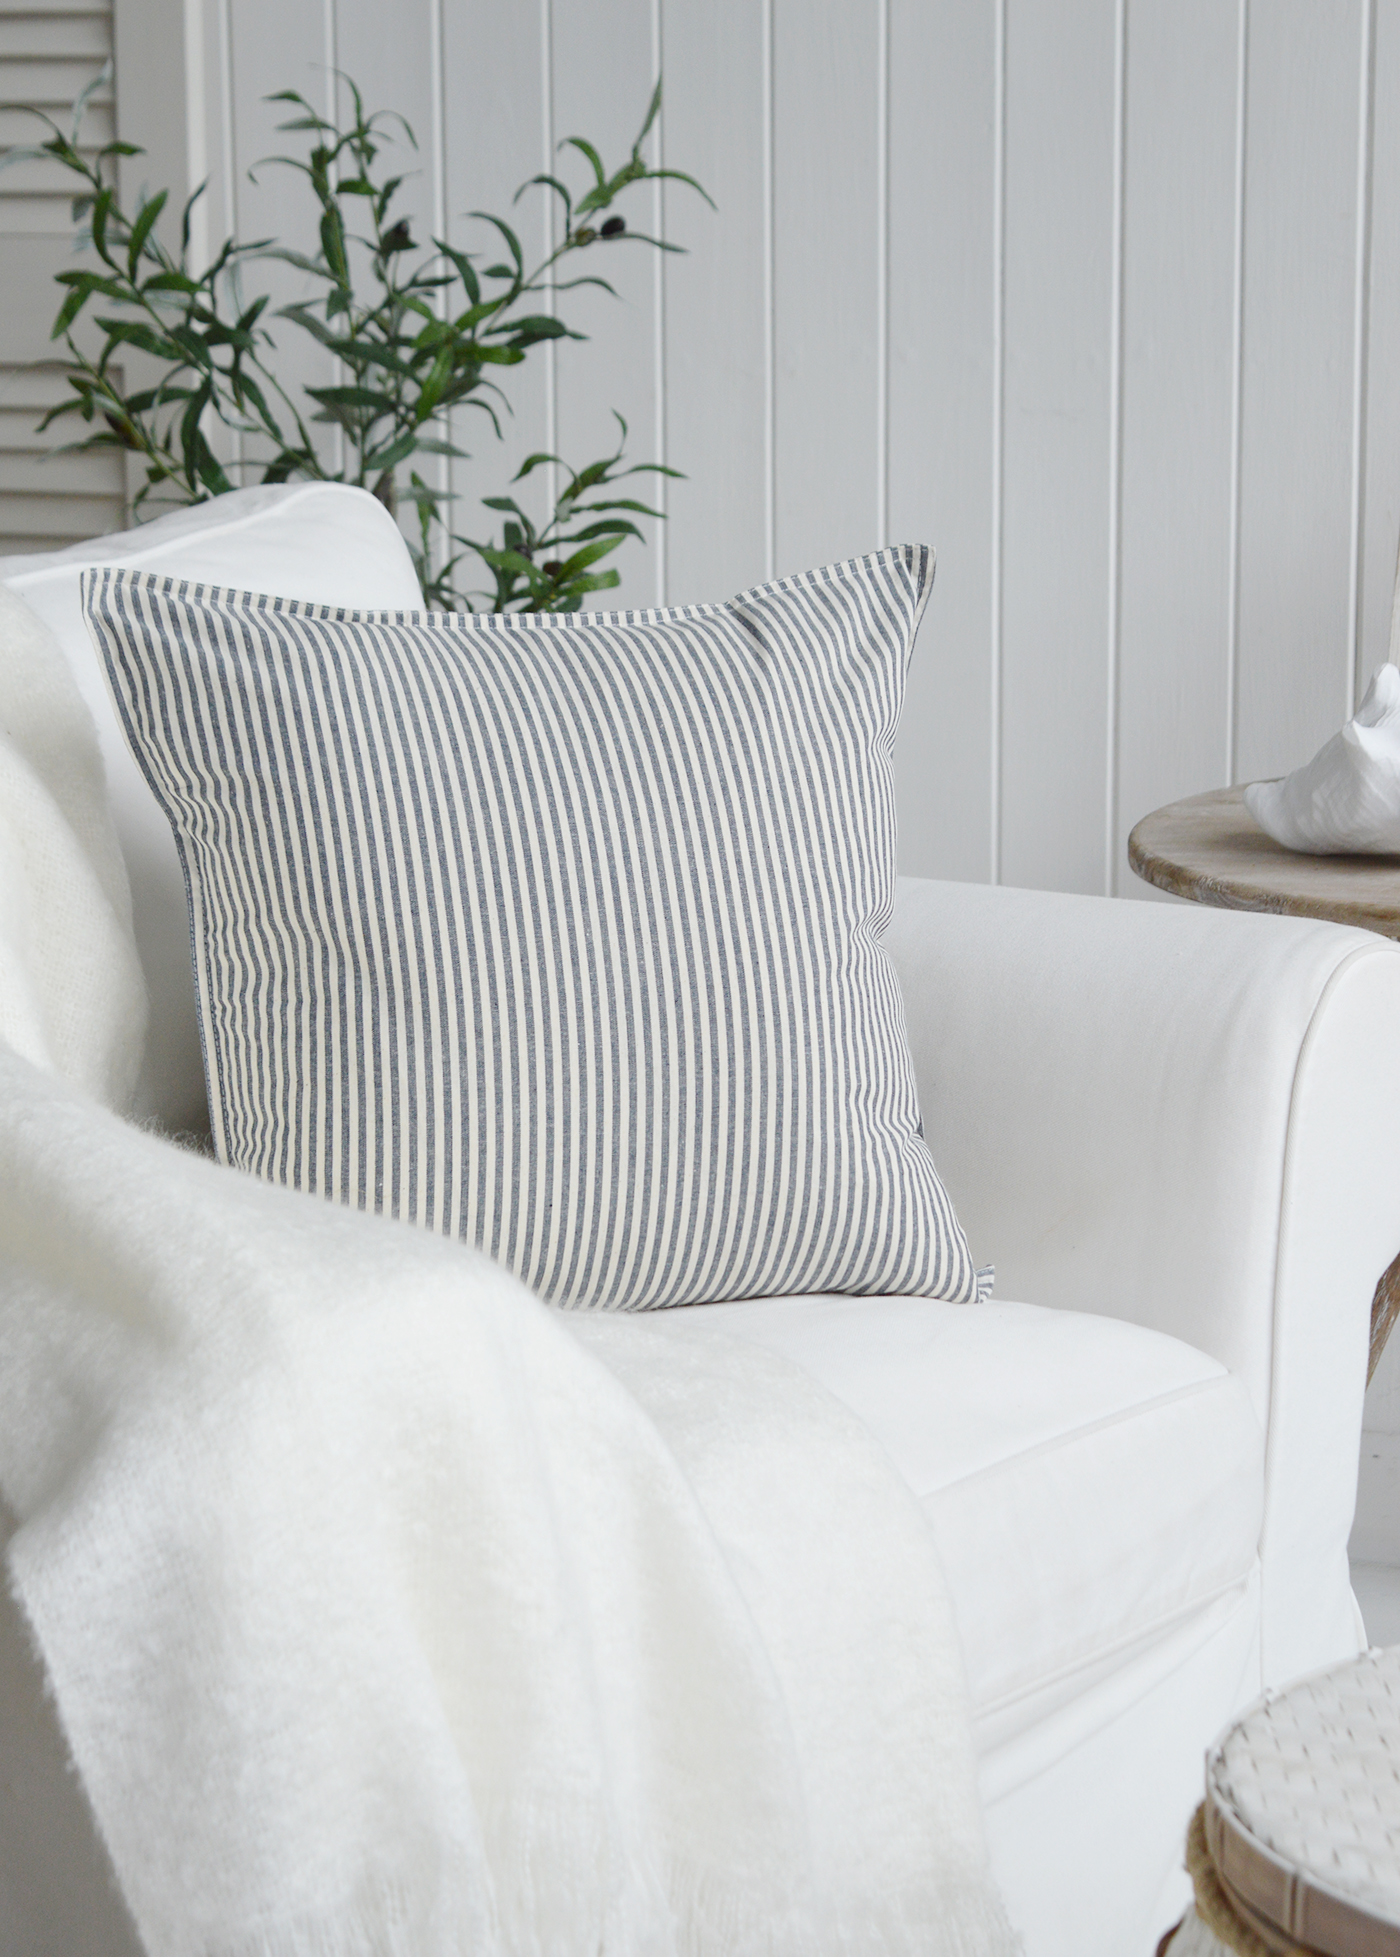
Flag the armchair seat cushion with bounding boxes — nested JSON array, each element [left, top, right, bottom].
[[675, 1295, 1264, 1749]]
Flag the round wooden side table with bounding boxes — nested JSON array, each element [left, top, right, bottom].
[[1159, 1643, 1400, 1957], [1129, 785, 1400, 1382]]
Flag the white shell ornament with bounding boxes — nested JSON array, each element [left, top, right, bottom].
[[1245, 662, 1400, 856]]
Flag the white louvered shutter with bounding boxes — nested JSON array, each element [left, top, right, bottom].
[[0, 0, 125, 554]]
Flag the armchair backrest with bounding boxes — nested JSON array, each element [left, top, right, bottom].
[[0, 484, 424, 1130]]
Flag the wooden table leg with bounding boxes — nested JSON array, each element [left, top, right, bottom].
[[1369, 1249, 1400, 1384]]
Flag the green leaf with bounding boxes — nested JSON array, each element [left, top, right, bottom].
[[141, 269, 201, 296], [273, 300, 342, 349], [435, 240, 480, 305], [93, 317, 185, 362], [320, 206, 349, 285], [260, 246, 333, 278], [592, 229, 683, 254], [468, 212, 524, 281], [545, 567, 620, 609], [477, 545, 541, 580], [560, 136, 607, 191], [51, 275, 99, 336], [90, 185, 113, 259], [579, 494, 669, 515], [547, 272, 619, 298], [650, 166, 717, 210], [304, 384, 396, 411], [126, 187, 168, 276], [565, 518, 644, 543], [634, 77, 663, 154], [453, 299, 503, 332], [489, 313, 568, 343], [362, 429, 416, 473], [554, 535, 623, 578], [513, 172, 573, 230], [512, 450, 560, 481], [70, 58, 114, 141]]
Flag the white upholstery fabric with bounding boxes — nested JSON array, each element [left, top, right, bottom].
[[683, 1295, 1264, 1748], [982, 1579, 1260, 1957], [0, 484, 424, 1129], [885, 877, 1400, 1686], [0, 587, 145, 1110]]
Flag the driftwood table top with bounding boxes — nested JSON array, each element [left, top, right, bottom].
[[1129, 783, 1400, 1381], [1128, 784, 1400, 941]]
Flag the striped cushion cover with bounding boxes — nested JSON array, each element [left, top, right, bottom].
[[84, 547, 983, 1309]]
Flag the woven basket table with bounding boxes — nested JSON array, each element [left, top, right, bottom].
[[1161, 1646, 1400, 1956]]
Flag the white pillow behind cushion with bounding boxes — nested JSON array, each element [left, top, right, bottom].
[[84, 547, 983, 1310], [1, 484, 424, 1129]]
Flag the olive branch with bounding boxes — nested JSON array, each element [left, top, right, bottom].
[[5, 70, 710, 611]]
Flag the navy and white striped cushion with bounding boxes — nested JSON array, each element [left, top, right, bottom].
[[85, 548, 983, 1309]]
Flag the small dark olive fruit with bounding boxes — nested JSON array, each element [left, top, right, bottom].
[[380, 219, 414, 254], [542, 560, 565, 578], [574, 226, 597, 246], [600, 215, 626, 238]]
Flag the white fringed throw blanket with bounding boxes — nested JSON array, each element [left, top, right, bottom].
[[0, 588, 1016, 1957]]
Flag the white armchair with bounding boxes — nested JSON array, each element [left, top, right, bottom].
[[2, 486, 1396, 1957]]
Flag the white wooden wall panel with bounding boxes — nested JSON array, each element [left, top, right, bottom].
[[1113, 0, 1240, 896], [439, 0, 549, 590], [28, 0, 1400, 883], [1359, 0, 1400, 697], [1357, 2, 1400, 1516], [661, 0, 768, 606], [1235, 0, 1367, 785], [887, 0, 998, 883], [551, 0, 664, 602], [999, 0, 1117, 896], [219, 0, 338, 477], [772, 0, 881, 578]]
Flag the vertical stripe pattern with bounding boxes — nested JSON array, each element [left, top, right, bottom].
[[85, 547, 980, 1310]]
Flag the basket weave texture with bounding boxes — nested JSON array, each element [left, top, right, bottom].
[[1164, 1647, 1400, 1956], [1208, 1647, 1400, 1928]]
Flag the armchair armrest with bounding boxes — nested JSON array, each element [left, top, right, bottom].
[[886, 876, 1400, 1680]]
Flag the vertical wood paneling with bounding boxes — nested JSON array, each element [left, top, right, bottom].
[[999, 0, 1116, 894], [887, 0, 997, 881], [771, 0, 880, 576], [550, 0, 662, 608], [1234, 0, 1366, 785], [660, 0, 768, 604], [79, 0, 1400, 902], [1113, 0, 1240, 891], [1359, 2, 1400, 1459], [219, 0, 338, 478], [332, 0, 439, 554], [438, 0, 550, 598], [1359, 0, 1400, 691]]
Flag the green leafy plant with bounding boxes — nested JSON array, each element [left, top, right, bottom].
[[9, 70, 711, 610]]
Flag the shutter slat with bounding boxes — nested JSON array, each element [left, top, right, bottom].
[[0, 16, 110, 58]]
